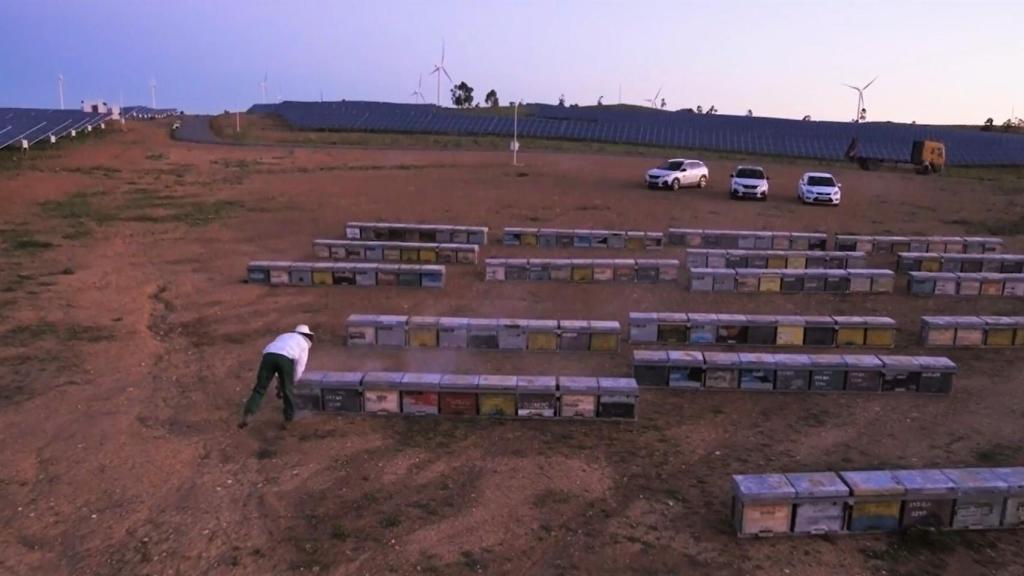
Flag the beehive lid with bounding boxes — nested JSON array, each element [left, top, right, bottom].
[[409, 316, 440, 327], [669, 227, 702, 234], [377, 315, 409, 327], [687, 313, 719, 324], [980, 316, 1017, 327], [310, 262, 335, 272], [468, 318, 499, 329], [953, 316, 987, 328], [505, 227, 536, 234], [686, 248, 710, 256], [847, 269, 874, 278], [688, 267, 714, 275], [773, 354, 813, 369], [703, 352, 741, 368], [920, 316, 958, 328], [322, 372, 364, 389], [613, 258, 636, 266], [363, 371, 405, 388], [745, 315, 778, 326], [941, 468, 1008, 494], [517, 375, 557, 393], [964, 236, 1002, 243], [992, 468, 1024, 492], [861, 316, 897, 328], [630, 312, 659, 323], [667, 351, 704, 366], [297, 371, 328, 387], [526, 319, 559, 330], [505, 258, 529, 266], [793, 232, 828, 239], [913, 356, 957, 372], [347, 313, 381, 326], [593, 259, 618, 267], [590, 320, 621, 333], [775, 316, 807, 327], [717, 314, 749, 325], [785, 472, 850, 498], [842, 354, 884, 369], [568, 258, 594, 266], [597, 377, 639, 395], [712, 269, 737, 277], [732, 474, 796, 501], [808, 354, 848, 369], [878, 235, 909, 242], [879, 356, 921, 372], [738, 353, 776, 368], [558, 376, 600, 394], [401, 372, 443, 390], [832, 316, 867, 327], [655, 259, 680, 267], [559, 320, 589, 331], [824, 269, 849, 279], [838, 470, 905, 496], [934, 235, 964, 243], [439, 374, 479, 390], [892, 469, 957, 495], [485, 258, 507, 265], [802, 316, 836, 327], [478, 375, 517, 391], [499, 318, 528, 329], [438, 317, 470, 328], [538, 228, 559, 235], [635, 258, 661, 267], [633, 349, 669, 364]]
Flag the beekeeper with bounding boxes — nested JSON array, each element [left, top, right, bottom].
[[238, 324, 315, 429]]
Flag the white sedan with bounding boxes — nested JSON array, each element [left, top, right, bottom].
[[645, 159, 709, 190], [797, 172, 842, 205]]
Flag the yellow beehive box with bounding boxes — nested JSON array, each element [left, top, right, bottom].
[[408, 316, 439, 347], [920, 258, 942, 272], [521, 232, 539, 246], [758, 273, 782, 293], [786, 254, 807, 269], [834, 316, 868, 346], [775, 316, 805, 346], [571, 261, 594, 283], [400, 248, 419, 261], [527, 319, 559, 351], [981, 316, 1016, 347], [766, 255, 787, 269], [418, 249, 437, 262], [588, 320, 621, 352], [863, 317, 897, 347]]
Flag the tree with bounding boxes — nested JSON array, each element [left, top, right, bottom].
[[485, 89, 499, 108], [450, 81, 474, 108], [558, 94, 566, 107]]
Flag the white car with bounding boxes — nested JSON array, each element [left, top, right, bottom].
[[797, 172, 842, 205], [729, 166, 769, 200], [646, 159, 709, 190]]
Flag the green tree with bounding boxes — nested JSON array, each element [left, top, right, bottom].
[[450, 82, 475, 108], [484, 89, 499, 108]]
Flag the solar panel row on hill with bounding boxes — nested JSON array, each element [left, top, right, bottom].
[[248, 101, 1024, 166], [0, 108, 109, 150], [121, 106, 179, 119]]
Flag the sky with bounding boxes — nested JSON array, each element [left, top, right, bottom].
[[0, 0, 1021, 124]]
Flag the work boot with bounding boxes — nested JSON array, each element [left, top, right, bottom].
[[238, 415, 250, 429]]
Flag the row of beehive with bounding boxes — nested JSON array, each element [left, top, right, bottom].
[[907, 272, 1024, 297], [836, 234, 1003, 254], [246, 261, 445, 288], [295, 371, 639, 419], [344, 222, 488, 245], [312, 240, 479, 264], [686, 249, 867, 270], [632, 350, 955, 393], [733, 467, 1024, 537], [501, 227, 664, 249], [689, 268, 895, 293], [921, 316, 1024, 347], [345, 314, 621, 351], [668, 229, 828, 250], [629, 313, 897, 347], [485, 258, 680, 283], [897, 252, 1024, 274]]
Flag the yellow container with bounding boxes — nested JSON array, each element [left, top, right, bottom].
[[865, 328, 895, 347], [776, 325, 804, 346], [418, 249, 437, 262], [400, 248, 419, 261], [920, 260, 941, 272], [786, 256, 807, 269], [479, 394, 516, 417], [767, 256, 787, 269], [986, 328, 1015, 347], [521, 233, 538, 246], [758, 275, 781, 292], [837, 327, 867, 346], [589, 333, 620, 352], [312, 271, 334, 285], [528, 332, 558, 351], [408, 327, 438, 347], [626, 237, 645, 250], [1016, 329, 1024, 346], [571, 266, 594, 283], [382, 248, 401, 261]]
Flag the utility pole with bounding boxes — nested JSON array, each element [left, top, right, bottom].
[[512, 102, 520, 166]]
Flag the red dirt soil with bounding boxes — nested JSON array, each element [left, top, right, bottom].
[[1, 121, 1024, 575]]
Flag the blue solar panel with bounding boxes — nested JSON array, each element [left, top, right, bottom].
[[0, 108, 111, 150]]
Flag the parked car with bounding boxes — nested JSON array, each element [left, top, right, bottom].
[[797, 172, 842, 205], [645, 159, 709, 190], [729, 166, 769, 200]]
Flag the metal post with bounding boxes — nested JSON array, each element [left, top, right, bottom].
[[236, 110, 240, 133], [513, 102, 518, 166]]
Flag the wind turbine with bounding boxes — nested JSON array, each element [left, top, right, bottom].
[[429, 39, 452, 106], [843, 76, 878, 123], [259, 72, 268, 104], [411, 74, 426, 103], [644, 86, 663, 109], [149, 77, 157, 108], [57, 73, 64, 110]]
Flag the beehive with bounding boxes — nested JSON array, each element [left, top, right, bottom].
[[738, 353, 776, 391], [774, 354, 812, 391], [786, 252, 808, 270], [438, 317, 469, 348], [592, 260, 614, 282], [802, 271, 826, 292], [712, 269, 737, 292], [439, 374, 479, 416], [667, 351, 705, 389], [802, 316, 836, 347], [606, 231, 625, 249], [478, 375, 517, 417], [940, 468, 1008, 530], [863, 317, 897, 347], [485, 259, 507, 281], [613, 259, 636, 281], [848, 270, 873, 293], [556, 231, 574, 248], [920, 316, 957, 346], [824, 270, 850, 293], [520, 229, 539, 246], [245, 261, 273, 283], [779, 270, 805, 293], [382, 247, 401, 261], [766, 254, 787, 270], [953, 316, 985, 347], [979, 273, 1005, 296], [956, 273, 981, 296], [844, 355, 883, 392], [517, 376, 558, 417], [408, 316, 439, 348], [571, 260, 594, 283], [834, 316, 868, 347], [557, 320, 590, 351], [775, 316, 806, 346], [505, 259, 529, 281], [689, 268, 714, 292], [893, 469, 957, 529], [538, 229, 557, 248], [687, 313, 717, 344], [746, 315, 778, 345], [397, 265, 421, 287], [771, 233, 791, 251], [468, 318, 499, 349], [374, 264, 397, 286], [758, 270, 782, 293], [725, 251, 748, 269], [354, 264, 379, 287], [908, 272, 936, 295], [1005, 276, 1024, 297], [497, 319, 528, 350], [569, 230, 591, 248], [526, 319, 558, 351], [732, 474, 796, 536], [656, 260, 679, 281], [703, 352, 740, 389], [558, 376, 599, 418], [993, 467, 1024, 527], [753, 232, 773, 250], [708, 252, 729, 268], [786, 472, 850, 534], [399, 373, 441, 415], [596, 377, 638, 419], [346, 314, 379, 346], [311, 263, 335, 286], [589, 320, 621, 352], [915, 356, 956, 394], [879, 355, 921, 392], [735, 269, 760, 293], [549, 259, 572, 282], [686, 249, 709, 269], [839, 470, 905, 532], [591, 230, 611, 248], [716, 314, 749, 344], [629, 312, 659, 343], [376, 315, 409, 347], [632, 350, 669, 386], [289, 264, 313, 286], [527, 262, 550, 282], [635, 259, 660, 283], [808, 354, 847, 391], [982, 316, 1017, 347], [363, 371, 404, 414]]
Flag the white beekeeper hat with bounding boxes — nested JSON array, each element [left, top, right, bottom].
[[294, 324, 315, 340]]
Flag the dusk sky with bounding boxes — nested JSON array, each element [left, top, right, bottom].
[[1, 0, 1020, 124]]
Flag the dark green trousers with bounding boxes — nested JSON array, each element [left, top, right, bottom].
[[243, 353, 296, 421]]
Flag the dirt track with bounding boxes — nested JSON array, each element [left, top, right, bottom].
[[1, 121, 1024, 575]]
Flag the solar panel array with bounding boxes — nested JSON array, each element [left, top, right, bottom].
[[0, 108, 109, 150], [249, 101, 1024, 166]]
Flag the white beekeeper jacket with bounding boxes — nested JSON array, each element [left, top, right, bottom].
[[263, 332, 311, 381]]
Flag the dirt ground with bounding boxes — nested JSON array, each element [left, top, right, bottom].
[[2, 119, 1024, 576]]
